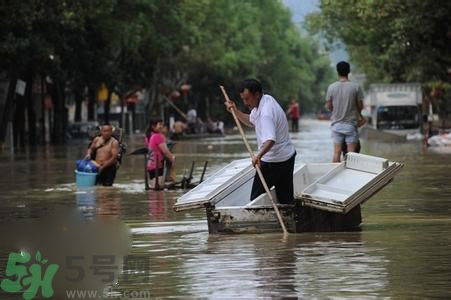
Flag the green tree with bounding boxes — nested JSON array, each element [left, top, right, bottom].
[[0, 0, 335, 146], [186, 0, 335, 116], [306, 0, 451, 84]]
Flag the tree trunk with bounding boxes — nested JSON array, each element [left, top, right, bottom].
[[145, 62, 161, 123], [26, 74, 37, 146], [129, 103, 136, 132], [0, 75, 17, 144], [119, 92, 124, 128], [49, 79, 66, 144], [103, 90, 112, 124], [13, 91, 26, 148], [87, 85, 96, 121], [146, 86, 157, 121], [40, 76, 46, 144], [74, 88, 83, 122]]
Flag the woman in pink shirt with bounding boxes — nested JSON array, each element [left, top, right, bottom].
[[145, 118, 176, 189]]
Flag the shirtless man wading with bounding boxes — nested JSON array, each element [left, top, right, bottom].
[[85, 124, 120, 186]]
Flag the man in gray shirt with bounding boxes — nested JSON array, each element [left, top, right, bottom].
[[325, 61, 364, 162]]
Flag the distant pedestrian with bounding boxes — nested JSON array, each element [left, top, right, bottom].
[[186, 106, 197, 133], [286, 98, 300, 132]]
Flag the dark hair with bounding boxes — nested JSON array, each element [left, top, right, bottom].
[[99, 123, 113, 133], [145, 117, 163, 138], [239, 79, 263, 95], [336, 61, 350, 76]]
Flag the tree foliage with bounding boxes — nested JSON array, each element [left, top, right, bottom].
[[306, 0, 451, 84], [0, 0, 335, 144], [185, 0, 335, 114]]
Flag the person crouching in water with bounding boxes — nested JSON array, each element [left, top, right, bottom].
[[145, 118, 176, 189], [84, 124, 120, 186]]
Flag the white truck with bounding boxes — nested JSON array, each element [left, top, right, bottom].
[[365, 83, 422, 136]]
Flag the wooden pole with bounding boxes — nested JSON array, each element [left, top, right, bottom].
[[162, 96, 188, 121], [219, 86, 288, 235]]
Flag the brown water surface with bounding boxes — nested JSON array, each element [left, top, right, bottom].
[[0, 119, 450, 298]]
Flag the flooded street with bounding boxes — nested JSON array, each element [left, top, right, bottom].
[[1, 118, 451, 298]]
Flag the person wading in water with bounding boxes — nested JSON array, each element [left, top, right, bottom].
[[85, 124, 120, 186]]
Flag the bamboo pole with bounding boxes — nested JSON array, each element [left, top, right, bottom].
[[219, 86, 288, 235], [163, 96, 188, 121]]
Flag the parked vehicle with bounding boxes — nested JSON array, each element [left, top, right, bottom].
[[366, 83, 422, 137]]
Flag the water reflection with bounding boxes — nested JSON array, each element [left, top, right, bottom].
[[76, 189, 96, 219], [97, 187, 121, 218], [180, 232, 389, 298], [75, 187, 121, 219], [147, 191, 167, 220]]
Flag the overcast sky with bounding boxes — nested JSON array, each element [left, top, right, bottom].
[[282, 0, 348, 64], [282, 0, 320, 25]]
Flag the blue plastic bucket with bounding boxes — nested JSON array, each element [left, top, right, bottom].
[[75, 170, 98, 188]]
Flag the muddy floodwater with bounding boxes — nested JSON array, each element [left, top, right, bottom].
[[1, 119, 450, 298]]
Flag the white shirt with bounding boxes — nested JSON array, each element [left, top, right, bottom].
[[187, 109, 197, 124], [249, 94, 295, 162], [217, 121, 224, 133]]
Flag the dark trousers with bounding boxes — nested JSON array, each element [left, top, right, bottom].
[[148, 167, 164, 179], [250, 152, 296, 204], [291, 118, 299, 132], [96, 165, 117, 186]]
